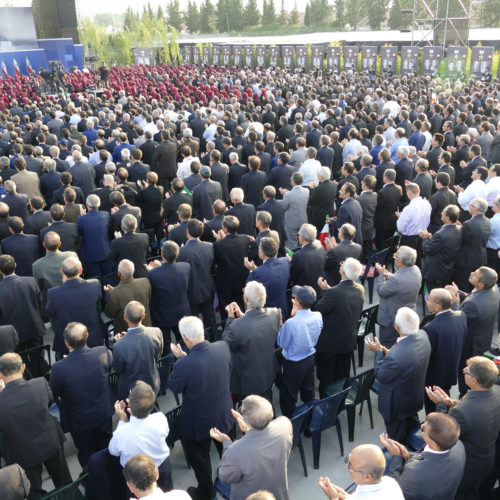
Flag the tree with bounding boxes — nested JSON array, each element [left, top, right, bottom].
[[288, 2, 299, 25], [216, 0, 230, 32], [367, 0, 388, 29], [157, 5, 164, 20], [262, 0, 276, 25], [332, 0, 347, 28], [123, 7, 138, 31], [478, 0, 500, 26], [167, 0, 183, 30], [184, 1, 200, 32], [278, 0, 288, 25], [228, 0, 244, 31], [388, 0, 404, 29], [304, 4, 310, 26], [243, 0, 261, 28], [200, 0, 217, 33]]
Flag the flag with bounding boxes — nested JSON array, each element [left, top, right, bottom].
[[319, 222, 330, 250], [25, 56, 33, 75], [1, 58, 7, 77], [13, 57, 20, 77], [182, 186, 192, 196]]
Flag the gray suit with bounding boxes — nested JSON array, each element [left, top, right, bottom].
[[282, 185, 309, 249], [11, 170, 44, 201], [357, 190, 377, 244], [377, 265, 422, 347], [289, 147, 307, 168], [218, 416, 293, 500]]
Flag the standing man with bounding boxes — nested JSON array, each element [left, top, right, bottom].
[[308, 167, 337, 235], [281, 172, 309, 249], [153, 129, 177, 191], [333, 182, 363, 245], [357, 174, 378, 255], [366, 307, 431, 443], [168, 316, 233, 500], [374, 169, 402, 249]]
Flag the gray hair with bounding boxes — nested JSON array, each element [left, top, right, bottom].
[[342, 257, 362, 281], [118, 259, 135, 279], [298, 223, 317, 243], [318, 167, 331, 181], [470, 198, 488, 214], [229, 152, 239, 162], [121, 213, 137, 233], [4, 180, 15, 193], [179, 316, 205, 342], [244, 281, 266, 309], [105, 162, 116, 173], [121, 148, 130, 159], [397, 245, 417, 267], [0, 156, 10, 168], [183, 127, 193, 138], [72, 150, 82, 161], [394, 307, 420, 336], [398, 145, 409, 158], [240, 395, 273, 430], [49, 146, 60, 158], [44, 159, 56, 172], [230, 187, 244, 203], [86, 194, 100, 209]]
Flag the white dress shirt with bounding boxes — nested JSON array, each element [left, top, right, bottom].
[[108, 413, 170, 467], [351, 476, 404, 499], [299, 158, 322, 185], [396, 196, 432, 235], [142, 488, 191, 499], [177, 156, 200, 179], [457, 179, 488, 211], [486, 176, 500, 206]]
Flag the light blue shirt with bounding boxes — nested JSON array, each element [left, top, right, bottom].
[[487, 212, 500, 250], [390, 138, 409, 162], [277, 309, 323, 361], [342, 139, 362, 162]]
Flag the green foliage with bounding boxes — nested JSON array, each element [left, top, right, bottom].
[[332, 0, 347, 29], [288, 2, 300, 25], [200, 0, 217, 33], [184, 0, 201, 33], [304, 0, 331, 26], [244, 0, 261, 28], [388, 0, 412, 30], [278, 0, 288, 25], [368, 0, 389, 30], [262, 0, 276, 26], [167, 0, 183, 31]]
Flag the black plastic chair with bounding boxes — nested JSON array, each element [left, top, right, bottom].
[[39, 473, 88, 500], [308, 387, 350, 469], [290, 405, 313, 477], [419, 313, 435, 329], [383, 233, 401, 272], [360, 248, 390, 303], [157, 353, 180, 404], [165, 405, 190, 468], [17, 344, 52, 379], [356, 305, 379, 367], [204, 319, 227, 343], [108, 371, 119, 398]]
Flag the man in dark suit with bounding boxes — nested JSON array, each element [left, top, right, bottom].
[[421, 134, 444, 174], [208, 150, 230, 203], [451, 135, 470, 185], [167, 203, 190, 246], [375, 169, 402, 249], [357, 174, 378, 254], [193, 166, 223, 221], [413, 160, 433, 200], [40, 203, 80, 253], [290, 223, 325, 294], [214, 215, 251, 319], [428, 172, 458, 233], [46, 256, 106, 356], [255, 141, 272, 176], [24, 198, 50, 236], [109, 191, 141, 238], [258, 186, 286, 245], [454, 198, 491, 292], [77, 194, 111, 280], [168, 316, 233, 500], [227, 152, 248, 190], [423, 288, 467, 413], [177, 219, 216, 328], [138, 131, 158, 167], [226, 188, 256, 237], [152, 130, 177, 191], [0, 352, 72, 499], [241, 155, 267, 207], [329, 132, 343, 179], [201, 199, 226, 242], [394, 147, 414, 197], [435, 151, 456, 189], [419, 204, 461, 292], [0, 324, 18, 356], [334, 182, 363, 245], [317, 135, 334, 168], [189, 111, 208, 142], [427, 357, 500, 500], [68, 151, 96, 197], [309, 167, 337, 234], [49, 322, 114, 468], [223, 281, 280, 402], [108, 214, 149, 278], [267, 152, 295, 199], [1, 216, 41, 277], [315, 258, 365, 395], [162, 177, 192, 225], [324, 223, 363, 286], [276, 116, 293, 145], [459, 144, 486, 189], [147, 241, 190, 346], [382, 412, 466, 500], [127, 149, 149, 183], [2, 180, 29, 221], [112, 301, 163, 400], [366, 307, 431, 443]]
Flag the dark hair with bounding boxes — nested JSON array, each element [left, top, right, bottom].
[[425, 413, 460, 451], [187, 218, 204, 238], [128, 381, 155, 419], [161, 240, 179, 263], [50, 203, 65, 221], [123, 454, 158, 492], [8, 216, 23, 233], [0, 352, 23, 376], [259, 237, 278, 258], [222, 215, 239, 234]]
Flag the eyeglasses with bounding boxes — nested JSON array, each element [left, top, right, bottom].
[[463, 368, 471, 376], [345, 457, 367, 474]]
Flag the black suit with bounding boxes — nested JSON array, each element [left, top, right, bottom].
[[315, 279, 365, 394], [324, 240, 363, 286], [137, 185, 163, 228], [309, 180, 337, 234], [258, 198, 286, 246], [69, 161, 96, 197], [152, 140, 177, 190], [317, 145, 334, 169], [139, 139, 158, 167], [290, 242, 325, 294], [1, 233, 41, 277], [108, 232, 149, 278], [109, 204, 141, 237], [168, 219, 189, 246], [267, 164, 295, 198], [426, 146, 443, 173], [184, 173, 202, 193], [40, 172, 62, 206], [428, 188, 458, 233], [460, 156, 486, 189], [256, 151, 272, 175], [24, 211, 51, 236], [40, 219, 80, 253], [226, 202, 256, 237], [0, 324, 18, 356], [2, 192, 29, 221], [375, 161, 395, 191], [162, 191, 192, 224], [330, 142, 343, 178], [210, 162, 230, 203], [241, 170, 267, 207], [437, 163, 456, 190], [192, 179, 223, 221], [52, 185, 85, 206], [357, 190, 377, 252], [413, 172, 433, 200], [127, 161, 149, 183], [228, 162, 248, 190], [395, 158, 414, 193], [375, 183, 402, 248]]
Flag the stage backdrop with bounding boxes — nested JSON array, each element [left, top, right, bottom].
[[470, 46, 494, 77], [343, 46, 359, 72], [311, 45, 324, 70], [0, 7, 38, 51], [326, 46, 341, 72]]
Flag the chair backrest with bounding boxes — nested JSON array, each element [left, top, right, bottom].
[[360, 248, 389, 282], [314, 388, 350, 431], [290, 406, 313, 448], [17, 344, 51, 379], [348, 369, 375, 406], [165, 404, 182, 448], [39, 473, 88, 500], [358, 304, 379, 337], [108, 371, 119, 398], [157, 353, 175, 394], [419, 313, 435, 329], [205, 319, 227, 342]]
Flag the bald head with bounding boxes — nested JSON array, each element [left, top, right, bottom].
[[63, 322, 89, 350], [43, 231, 61, 252], [427, 288, 453, 313], [349, 444, 386, 484], [61, 256, 82, 278]]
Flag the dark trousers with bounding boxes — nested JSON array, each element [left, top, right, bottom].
[[455, 267, 473, 294], [375, 225, 395, 250], [25, 447, 72, 500], [83, 260, 113, 281], [182, 438, 223, 500], [378, 324, 399, 349], [384, 413, 420, 443], [487, 248, 500, 278], [160, 325, 182, 351], [362, 237, 373, 257], [424, 385, 451, 414], [425, 280, 447, 293], [279, 355, 315, 418], [218, 289, 245, 321], [316, 351, 351, 398], [191, 297, 216, 328], [400, 234, 422, 266], [71, 418, 112, 469]]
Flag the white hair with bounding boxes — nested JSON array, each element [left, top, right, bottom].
[[72, 150, 82, 161], [298, 223, 317, 243], [244, 281, 266, 309], [318, 167, 331, 181], [398, 145, 409, 158], [179, 316, 205, 342], [397, 245, 416, 267], [121, 148, 130, 160], [342, 257, 363, 281], [230, 187, 244, 203], [118, 259, 135, 279], [394, 307, 420, 336]]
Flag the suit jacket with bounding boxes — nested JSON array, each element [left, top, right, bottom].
[[257, 152, 272, 175], [309, 180, 337, 232], [46, 278, 106, 354], [127, 162, 149, 183], [147, 261, 191, 327], [422, 223, 461, 284], [375, 183, 402, 233], [1, 233, 41, 276], [290, 242, 325, 294], [223, 308, 280, 395], [357, 190, 377, 241], [242, 170, 267, 207], [324, 240, 363, 286], [258, 198, 286, 245], [1, 192, 29, 221], [267, 164, 295, 197], [168, 219, 189, 246], [139, 139, 158, 167], [315, 279, 365, 354], [77, 210, 110, 262], [162, 191, 192, 224], [40, 220, 80, 253], [49, 345, 114, 433], [0, 377, 66, 469], [335, 198, 363, 245], [282, 186, 309, 233], [395, 158, 414, 192], [413, 172, 433, 200], [40, 171, 62, 206], [388, 441, 466, 500], [460, 156, 486, 188], [11, 169, 43, 201], [109, 232, 149, 278], [184, 173, 202, 193], [377, 266, 422, 327], [228, 162, 248, 190], [168, 340, 234, 441], [437, 387, 500, 490], [375, 332, 431, 421], [330, 141, 343, 176], [202, 214, 224, 242], [218, 416, 293, 500], [25, 210, 50, 236], [426, 146, 443, 173], [112, 325, 163, 400], [152, 140, 177, 180], [109, 204, 141, 238], [226, 203, 256, 237], [137, 185, 163, 228], [178, 238, 214, 305], [69, 161, 96, 197], [317, 145, 334, 168], [214, 233, 250, 294], [0, 325, 19, 356], [457, 214, 491, 269], [428, 188, 458, 232], [192, 179, 223, 221], [210, 162, 230, 203], [0, 464, 30, 500]]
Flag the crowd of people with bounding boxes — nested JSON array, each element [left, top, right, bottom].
[[0, 61, 499, 500]]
